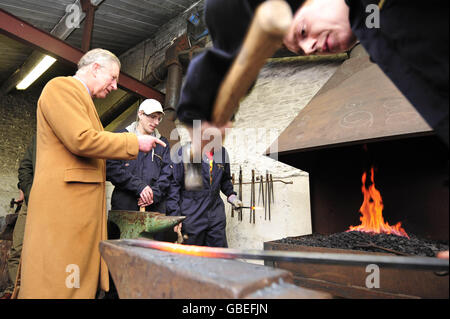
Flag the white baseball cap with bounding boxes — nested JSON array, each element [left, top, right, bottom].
[[139, 99, 165, 115]]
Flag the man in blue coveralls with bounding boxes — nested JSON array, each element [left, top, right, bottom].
[[168, 146, 242, 247]]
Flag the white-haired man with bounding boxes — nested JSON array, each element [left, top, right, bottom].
[[15, 48, 166, 299]]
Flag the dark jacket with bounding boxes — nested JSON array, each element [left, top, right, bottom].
[[18, 135, 36, 205], [106, 128, 172, 212], [345, 0, 449, 146], [168, 146, 236, 247]]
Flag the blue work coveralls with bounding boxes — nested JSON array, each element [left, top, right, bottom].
[[106, 129, 172, 213], [167, 146, 236, 247]]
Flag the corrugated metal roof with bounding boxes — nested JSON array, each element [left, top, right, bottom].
[[0, 0, 73, 32], [65, 0, 201, 55], [0, 0, 201, 89], [0, 34, 33, 84], [0, 0, 201, 54]]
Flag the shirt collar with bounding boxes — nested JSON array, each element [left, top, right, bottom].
[[72, 75, 91, 97]]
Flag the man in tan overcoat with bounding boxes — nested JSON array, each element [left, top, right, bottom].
[[14, 49, 165, 299]]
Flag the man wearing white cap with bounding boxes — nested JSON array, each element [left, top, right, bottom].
[[107, 99, 173, 214]]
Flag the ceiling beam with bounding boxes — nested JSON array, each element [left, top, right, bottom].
[[0, 7, 164, 103], [1, 0, 94, 94], [81, 0, 96, 52]]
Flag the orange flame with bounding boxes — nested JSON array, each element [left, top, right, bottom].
[[348, 167, 409, 238]]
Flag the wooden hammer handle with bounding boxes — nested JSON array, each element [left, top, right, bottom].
[[211, 0, 293, 127]]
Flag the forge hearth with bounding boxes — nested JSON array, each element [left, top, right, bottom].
[[266, 135, 448, 298], [263, 39, 449, 300], [267, 45, 449, 241], [281, 231, 449, 257], [276, 135, 449, 241], [265, 233, 449, 299]]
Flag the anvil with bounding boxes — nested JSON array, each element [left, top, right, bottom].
[[108, 210, 185, 239]]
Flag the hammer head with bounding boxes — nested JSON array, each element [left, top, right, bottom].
[[183, 143, 204, 191], [183, 162, 203, 191]]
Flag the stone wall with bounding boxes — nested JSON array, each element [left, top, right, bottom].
[[0, 87, 39, 217], [0, 86, 39, 294], [223, 57, 341, 254]]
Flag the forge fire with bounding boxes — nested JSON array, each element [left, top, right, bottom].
[[278, 165, 448, 257], [348, 166, 409, 238]]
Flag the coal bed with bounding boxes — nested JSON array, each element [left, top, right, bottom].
[[278, 231, 449, 257]]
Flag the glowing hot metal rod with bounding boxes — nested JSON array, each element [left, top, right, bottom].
[[119, 238, 449, 272]]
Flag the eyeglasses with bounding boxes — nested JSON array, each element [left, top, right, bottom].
[[143, 113, 163, 122]]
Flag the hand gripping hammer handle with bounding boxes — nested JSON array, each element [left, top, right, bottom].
[[184, 1, 292, 191], [211, 0, 293, 127]]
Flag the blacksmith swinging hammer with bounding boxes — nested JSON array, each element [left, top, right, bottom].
[[183, 0, 293, 190]]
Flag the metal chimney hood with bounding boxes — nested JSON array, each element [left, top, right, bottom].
[[266, 44, 434, 162]]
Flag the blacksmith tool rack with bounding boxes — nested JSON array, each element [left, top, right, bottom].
[[231, 173, 235, 218], [249, 170, 256, 224], [238, 166, 243, 221], [229, 168, 293, 223]]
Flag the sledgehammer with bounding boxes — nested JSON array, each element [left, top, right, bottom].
[[184, 0, 293, 190]]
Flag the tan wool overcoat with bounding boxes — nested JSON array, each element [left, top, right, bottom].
[[17, 77, 139, 298]]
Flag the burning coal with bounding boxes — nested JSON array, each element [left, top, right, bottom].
[[348, 167, 409, 238]]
